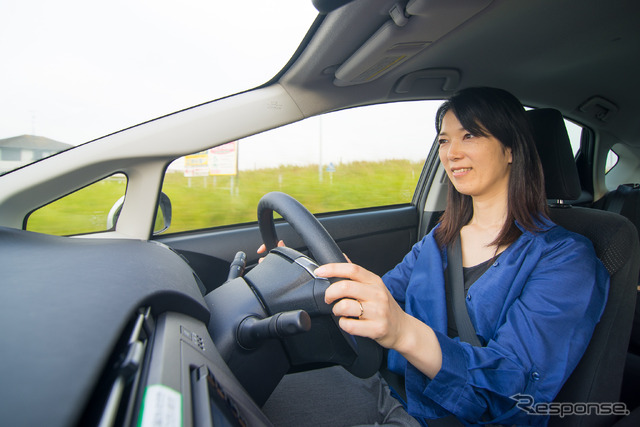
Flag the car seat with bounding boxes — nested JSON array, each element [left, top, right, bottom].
[[596, 183, 640, 356], [527, 108, 639, 427]]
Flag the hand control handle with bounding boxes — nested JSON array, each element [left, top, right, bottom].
[[227, 251, 246, 282], [237, 310, 311, 349]]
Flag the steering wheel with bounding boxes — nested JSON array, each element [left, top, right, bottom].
[[257, 191, 383, 378], [258, 191, 346, 264]]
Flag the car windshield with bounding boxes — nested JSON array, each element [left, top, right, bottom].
[[0, 0, 318, 176]]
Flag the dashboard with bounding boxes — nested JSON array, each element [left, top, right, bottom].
[[0, 226, 270, 426]]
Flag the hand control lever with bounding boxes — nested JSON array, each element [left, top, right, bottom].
[[227, 251, 246, 282], [237, 310, 311, 350]]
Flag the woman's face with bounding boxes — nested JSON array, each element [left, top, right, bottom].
[[438, 110, 512, 200]]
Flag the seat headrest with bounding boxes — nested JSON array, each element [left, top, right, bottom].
[[526, 108, 582, 201]]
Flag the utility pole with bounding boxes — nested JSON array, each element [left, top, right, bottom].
[[318, 115, 323, 183]]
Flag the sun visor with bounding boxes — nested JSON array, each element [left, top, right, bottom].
[[405, 0, 491, 16], [333, 0, 493, 86]]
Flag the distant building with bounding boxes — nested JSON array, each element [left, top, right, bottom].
[[0, 135, 72, 174]]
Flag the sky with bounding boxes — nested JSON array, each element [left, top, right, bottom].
[[0, 0, 318, 145], [0, 0, 583, 172], [233, 101, 441, 171]]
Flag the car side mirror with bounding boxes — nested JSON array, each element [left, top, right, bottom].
[[107, 192, 172, 235], [106, 196, 125, 230], [153, 192, 172, 235]]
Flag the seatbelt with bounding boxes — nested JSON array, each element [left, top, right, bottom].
[[442, 237, 513, 427], [427, 237, 477, 427], [446, 235, 482, 347]]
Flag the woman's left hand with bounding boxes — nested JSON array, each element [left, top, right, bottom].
[[318, 263, 410, 350], [319, 262, 443, 378]]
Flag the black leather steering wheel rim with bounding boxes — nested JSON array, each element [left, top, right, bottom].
[[257, 191, 346, 265], [256, 191, 383, 378]]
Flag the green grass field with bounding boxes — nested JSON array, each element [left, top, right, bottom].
[[28, 159, 424, 236]]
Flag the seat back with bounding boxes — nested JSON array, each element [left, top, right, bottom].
[[598, 183, 640, 355], [528, 109, 640, 427]]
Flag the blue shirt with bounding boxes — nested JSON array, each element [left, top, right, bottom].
[[382, 220, 609, 426]]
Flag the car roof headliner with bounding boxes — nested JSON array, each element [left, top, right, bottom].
[[280, 0, 640, 145]]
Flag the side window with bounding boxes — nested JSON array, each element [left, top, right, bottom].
[[26, 174, 127, 235], [604, 143, 639, 190], [563, 119, 583, 157], [162, 101, 441, 234], [605, 149, 619, 174]]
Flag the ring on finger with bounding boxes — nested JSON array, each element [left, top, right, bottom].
[[357, 300, 364, 318]]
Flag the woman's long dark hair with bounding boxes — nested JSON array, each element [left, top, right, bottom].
[[434, 87, 549, 249]]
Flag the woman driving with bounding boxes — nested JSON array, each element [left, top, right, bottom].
[[261, 87, 609, 426]]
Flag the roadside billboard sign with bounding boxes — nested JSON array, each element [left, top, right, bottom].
[[208, 141, 238, 175], [183, 141, 238, 177], [183, 152, 209, 177]]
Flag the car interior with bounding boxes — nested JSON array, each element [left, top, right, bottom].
[[1, 0, 639, 426]]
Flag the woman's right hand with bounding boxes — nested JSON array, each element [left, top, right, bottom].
[[257, 240, 285, 262]]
